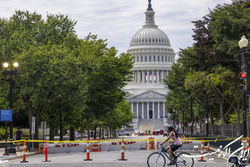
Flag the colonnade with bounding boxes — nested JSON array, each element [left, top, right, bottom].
[[132, 70, 169, 83], [130, 101, 166, 119]]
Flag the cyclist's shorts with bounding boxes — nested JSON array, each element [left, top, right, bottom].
[[170, 144, 182, 152]]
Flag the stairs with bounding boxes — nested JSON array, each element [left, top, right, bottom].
[[138, 119, 164, 132]]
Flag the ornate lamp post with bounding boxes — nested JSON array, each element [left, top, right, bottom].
[[239, 35, 248, 137], [2, 62, 19, 140]]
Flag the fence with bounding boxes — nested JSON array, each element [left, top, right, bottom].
[[211, 121, 250, 138]]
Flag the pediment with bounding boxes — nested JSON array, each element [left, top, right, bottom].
[[131, 91, 166, 100]]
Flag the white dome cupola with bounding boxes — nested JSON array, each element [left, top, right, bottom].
[[129, 0, 171, 47]]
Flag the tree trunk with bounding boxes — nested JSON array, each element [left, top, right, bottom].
[[237, 101, 241, 137], [28, 107, 33, 139], [106, 128, 109, 138], [94, 127, 97, 139], [99, 126, 102, 139], [220, 99, 225, 136], [210, 112, 215, 135], [70, 126, 74, 141], [87, 129, 90, 140], [109, 128, 112, 138], [49, 120, 55, 140], [199, 116, 202, 134]]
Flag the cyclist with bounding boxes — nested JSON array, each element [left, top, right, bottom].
[[160, 126, 182, 166]]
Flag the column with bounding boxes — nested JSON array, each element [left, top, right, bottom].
[[134, 70, 136, 83], [136, 70, 140, 83], [147, 70, 149, 83], [157, 70, 160, 83], [158, 102, 160, 119], [136, 102, 139, 118], [130, 102, 133, 111], [152, 102, 155, 119], [142, 102, 144, 119], [142, 70, 145, 83], [147, 102, 149, 119], [161, 70, 164, 83], [163, 102, 166, 118]]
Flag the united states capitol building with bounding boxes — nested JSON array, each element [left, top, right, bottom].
[[124, 0, 175, 133]]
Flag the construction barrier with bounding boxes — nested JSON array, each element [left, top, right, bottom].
[[91, 143, 101, 152]]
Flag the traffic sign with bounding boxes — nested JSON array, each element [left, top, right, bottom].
[[0, 109, 12, 122]]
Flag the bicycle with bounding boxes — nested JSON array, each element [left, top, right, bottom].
[[147, 145, 194, 167]]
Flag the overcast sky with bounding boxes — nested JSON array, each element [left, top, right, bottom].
[[0, 0, 232, 55]]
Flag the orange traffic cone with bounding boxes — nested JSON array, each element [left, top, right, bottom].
[[118, 137, 127, 161], [20, 140, 28, 163], [206, 142, 210, 152], [84, 140, 92, 161], [198, 138, 206, 162]]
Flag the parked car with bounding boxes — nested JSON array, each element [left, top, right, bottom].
[[117, 131, 130, 136], [153, 129, 166, 135]]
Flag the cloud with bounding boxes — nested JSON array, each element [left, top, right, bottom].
[[0, 0, 232, 55]]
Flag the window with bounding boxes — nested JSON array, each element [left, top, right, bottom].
[[141, 56, 143, 62], [149, 56, 151, 62], [162, 56, 164, 61], [145, 56, 147, 62], [153, 56, 156, 62], [149, 39, 151, 42], [158, 56, 160, 62]]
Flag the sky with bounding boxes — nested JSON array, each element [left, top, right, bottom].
[[0, 0, 232, 56]]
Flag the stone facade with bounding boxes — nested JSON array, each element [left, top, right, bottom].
[[124, 1, 175, 133]]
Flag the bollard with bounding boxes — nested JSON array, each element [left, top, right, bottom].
[[20, 140, 28, 163], [198, 138, 206, 162], [43, 140, 51, 162], [118, 137, 127, 161], [84, 140, 92, 161]]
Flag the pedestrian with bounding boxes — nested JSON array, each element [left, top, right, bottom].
[[15, 128, 22, 150], [16, 128, 22, 140]]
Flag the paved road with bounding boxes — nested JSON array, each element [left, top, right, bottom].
[[9, 150, 229, 167]]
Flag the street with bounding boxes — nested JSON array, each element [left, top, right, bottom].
[[9, 150, 229, 167]]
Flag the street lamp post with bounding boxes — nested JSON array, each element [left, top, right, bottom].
[[2, 62, 19, 140], [182, 103, 184, 136], [190, 96, 193, 136], [239, 35, 248, 137], [205, 93, 209, 137]]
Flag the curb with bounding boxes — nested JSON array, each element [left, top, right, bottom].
[[1, 152, 39, 161]]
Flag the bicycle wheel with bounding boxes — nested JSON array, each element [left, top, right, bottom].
[[147, 152, 166, 167], [175, 152, 194, 167]]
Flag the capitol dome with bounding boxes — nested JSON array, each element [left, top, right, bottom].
[[130, 28, 171, 47]]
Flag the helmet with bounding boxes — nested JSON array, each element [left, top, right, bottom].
[[167, 126, 174, 131]]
